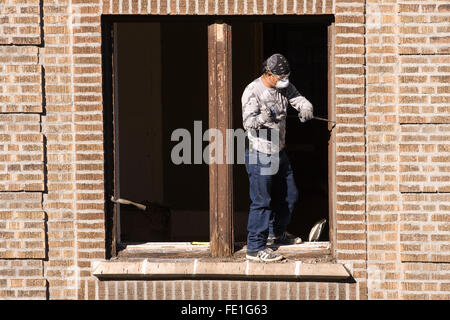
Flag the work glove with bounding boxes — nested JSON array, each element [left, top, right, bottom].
[[298, 103, 313, 123], [258, 106, 275, 125]]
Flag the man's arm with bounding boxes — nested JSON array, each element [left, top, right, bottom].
[[242, 85, 272, 130], [285, 83, 314, 122]]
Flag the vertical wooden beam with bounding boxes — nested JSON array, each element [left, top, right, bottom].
[[208, 22, 234, 257], [327, 22, 336, 258]]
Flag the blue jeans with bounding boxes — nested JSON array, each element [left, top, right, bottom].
[[244, 148, 299, 252]]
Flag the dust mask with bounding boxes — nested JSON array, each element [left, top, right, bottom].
[[275, 77, 289, 89]]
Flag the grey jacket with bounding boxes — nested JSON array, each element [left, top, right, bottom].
[[241, 76, 313, 154]]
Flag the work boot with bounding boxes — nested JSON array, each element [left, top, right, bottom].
[[267, 232, 302, 246]]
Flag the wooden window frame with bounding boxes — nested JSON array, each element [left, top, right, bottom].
[[102, 16, 335, 260], [208, 22, 234, 257]]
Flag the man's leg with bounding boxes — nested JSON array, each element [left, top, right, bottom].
[[245, 149, 273, 253], [269, 150, 299, 238]]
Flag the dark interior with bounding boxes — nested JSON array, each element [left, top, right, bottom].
[[114, 20, 329, 244], [232, 22, 329, 242], [116, 22, 210, 243]]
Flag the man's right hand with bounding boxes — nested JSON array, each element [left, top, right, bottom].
[[258, 107, 273, 125]]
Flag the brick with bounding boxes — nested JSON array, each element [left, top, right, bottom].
[[398, 56, 450, 124], [0, 48, 42, 113], [0, 0, 446, 302], [399, 125, 450, 192], [0, 192, 46, 259], [399, 3, 450, 54], [0, 1, 41, 45], [400, 193, 450, 263]]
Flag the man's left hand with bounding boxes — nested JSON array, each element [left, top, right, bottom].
[[298, 104, 313, 122]]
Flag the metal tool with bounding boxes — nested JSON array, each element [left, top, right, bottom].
[[312, 116, 336, 124], [287, 114, 336, 124], [308, 218, 327, 242], [110, 196, 146, 211]]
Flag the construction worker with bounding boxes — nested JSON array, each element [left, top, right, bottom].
[[241, 53, 314, 262]]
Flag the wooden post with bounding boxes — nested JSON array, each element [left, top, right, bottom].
[[208, 22, 234, 257]]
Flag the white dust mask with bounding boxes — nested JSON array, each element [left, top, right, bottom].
[[275, 77, 289, 89]]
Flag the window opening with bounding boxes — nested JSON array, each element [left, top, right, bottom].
[[232, 22, 331, 244], [104, 17, 334, 258], [113, 22, 210, 244]]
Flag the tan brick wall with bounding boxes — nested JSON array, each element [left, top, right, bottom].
[[401, 193, 450, 263], [396, 0, 450, 301], [365, 0, 400, 300], [0, 192, 46, 259], [399, 55, 450, 124], [79, 279, 358, 300], [333, 0, 367, 300], [41, 0, 78, 300], [400, 124, 450, 193], [0, 0, 448, 300], [0, 0, 41, 45], [0, 260, 46, 299], [0, 114, 44, 191], [0, 46, 42, 113], [401, 262, 450, 299], [102, 0, 334, 14], [398, 0, 449, 55], [365, 0, 450, 300]]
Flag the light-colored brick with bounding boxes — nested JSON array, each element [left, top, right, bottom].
[[0, 0, 41, 45]]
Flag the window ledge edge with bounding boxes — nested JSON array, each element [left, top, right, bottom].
[[92, 259, 352, 282]]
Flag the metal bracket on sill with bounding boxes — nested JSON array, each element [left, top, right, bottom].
[[110, 196, 146, 211]]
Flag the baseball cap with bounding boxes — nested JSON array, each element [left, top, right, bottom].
[[263, 53, 291, 76]]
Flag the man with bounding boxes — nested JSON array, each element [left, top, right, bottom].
[[241, 53, 314, 262]]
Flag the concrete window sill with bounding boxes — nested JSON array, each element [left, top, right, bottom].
[[92, 259, 352, 281], [92, 242, 351, 281], [115, 241, 333, 261]]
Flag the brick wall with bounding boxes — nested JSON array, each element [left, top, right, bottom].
[[365, 0, 401, 300], [0, 0, 46, 300], [0, 0, 448, 300], [396, 0, 450, 300], [365, 0, 450, 300], [79, 280, 357, 300], [0, 0, 41, 45]]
